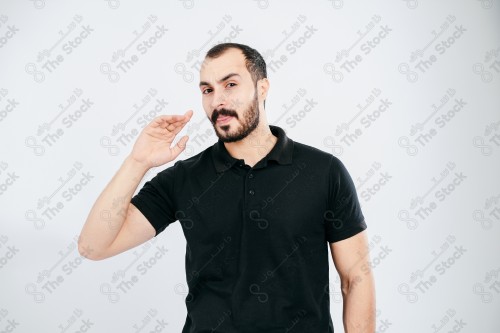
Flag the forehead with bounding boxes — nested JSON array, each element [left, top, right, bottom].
[[200, 48, 249, 82]]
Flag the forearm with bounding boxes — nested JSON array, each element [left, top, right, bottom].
[[78, 155, 149, 258], [342, 272, 376, 333]]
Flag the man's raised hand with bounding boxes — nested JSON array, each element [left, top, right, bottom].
[[129, 110, 193, 169]]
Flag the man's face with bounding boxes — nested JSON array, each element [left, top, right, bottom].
[[199, 48, 260, 142]]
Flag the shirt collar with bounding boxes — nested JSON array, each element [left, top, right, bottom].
[[212, 125, 294, 173]]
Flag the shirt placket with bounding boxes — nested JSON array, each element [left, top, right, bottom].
[[231, 163, 261, 327]]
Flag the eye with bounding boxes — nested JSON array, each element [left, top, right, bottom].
[[202, 88, 212, 95], [226, 82, 237, 88]]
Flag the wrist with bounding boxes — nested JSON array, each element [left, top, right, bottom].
[[124, 155, 151, 174]]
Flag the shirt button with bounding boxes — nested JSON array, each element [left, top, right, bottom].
[[248, 174, 254, 179], [249, 190, 255, 195]]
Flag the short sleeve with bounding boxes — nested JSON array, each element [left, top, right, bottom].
[[325, 155, 367, 243], [130, 164, 178, 237]]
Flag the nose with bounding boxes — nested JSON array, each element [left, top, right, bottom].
[[210, 88, 228, 110]]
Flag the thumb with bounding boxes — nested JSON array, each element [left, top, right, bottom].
[[171, 135, 189, 159]]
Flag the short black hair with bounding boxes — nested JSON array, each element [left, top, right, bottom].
[[205, 42, 267, 86]]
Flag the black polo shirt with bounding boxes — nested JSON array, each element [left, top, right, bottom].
[[131, 125, 366, 333]]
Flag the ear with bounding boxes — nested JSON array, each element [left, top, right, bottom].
[[257, 78, 270, 102]]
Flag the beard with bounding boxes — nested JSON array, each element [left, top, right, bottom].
[[209, 90, 260, 143]]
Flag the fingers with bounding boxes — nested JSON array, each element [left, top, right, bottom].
[[153, 110, 194, 128], [152, 111, 193, 137]]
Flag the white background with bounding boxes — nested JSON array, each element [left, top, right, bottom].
[[0, 0, 499, 332]]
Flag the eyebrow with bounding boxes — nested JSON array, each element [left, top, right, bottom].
[[199, 73, 241, 87]]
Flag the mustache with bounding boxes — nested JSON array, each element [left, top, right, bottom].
[[211, 108, 239, 123]]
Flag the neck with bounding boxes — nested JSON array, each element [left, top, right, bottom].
[[223, 122, 277, 167]]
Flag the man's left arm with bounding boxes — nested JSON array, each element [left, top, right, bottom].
[[330, 229, 376, 333]]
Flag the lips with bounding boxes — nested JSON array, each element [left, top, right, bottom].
[[212, 108, 238, 124], [216, 115, 233, 124]]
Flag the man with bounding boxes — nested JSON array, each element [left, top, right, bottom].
[[79, 42, 375, 332]]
